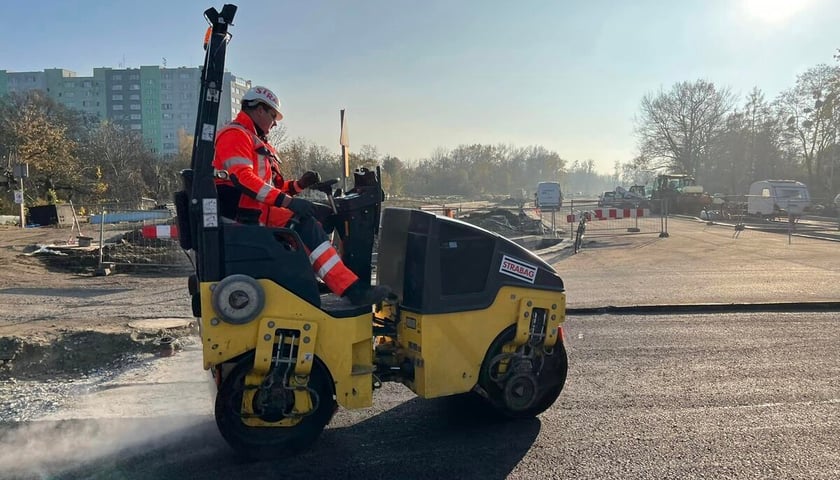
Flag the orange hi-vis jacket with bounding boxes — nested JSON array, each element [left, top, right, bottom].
[[212, 112, 359, 296], [213, 111, 302, 226]]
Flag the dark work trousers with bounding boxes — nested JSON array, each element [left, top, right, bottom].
[[287, 215, 329, 253]]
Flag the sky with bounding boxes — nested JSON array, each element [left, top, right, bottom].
[[2, 0, 839, 175]]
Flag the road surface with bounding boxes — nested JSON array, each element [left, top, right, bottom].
[[1, 217, 838, 479]]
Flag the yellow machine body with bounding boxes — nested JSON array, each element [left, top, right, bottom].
[[388, 286, 565, 398], [199, 280, 375, 411]]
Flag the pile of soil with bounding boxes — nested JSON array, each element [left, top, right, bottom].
[[0, 225, 195, 386], [0, 325, 196, 381], [459, 208, 549, 236]]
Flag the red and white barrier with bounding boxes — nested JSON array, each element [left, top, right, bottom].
[[141, 224, 179, 239], [567, 208, 650, 223]]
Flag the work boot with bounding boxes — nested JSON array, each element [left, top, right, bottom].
[[344, 281, 394, 306]]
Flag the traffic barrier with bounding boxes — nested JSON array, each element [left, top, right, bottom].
[[567, 208, 649, 223], [141, 224, 179, 239]]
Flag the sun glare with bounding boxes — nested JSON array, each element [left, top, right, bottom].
[[741, 0, 813, 24]]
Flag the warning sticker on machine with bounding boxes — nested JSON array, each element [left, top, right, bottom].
[[499, 255, 537, 284]]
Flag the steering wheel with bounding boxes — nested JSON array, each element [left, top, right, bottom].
[[310, 178, 339, 196], [289, 179, 340, 230]]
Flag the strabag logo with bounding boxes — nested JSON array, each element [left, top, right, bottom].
[[499, 255, 537, 284]]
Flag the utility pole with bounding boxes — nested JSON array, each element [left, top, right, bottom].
[[13, 163, 29, 229]]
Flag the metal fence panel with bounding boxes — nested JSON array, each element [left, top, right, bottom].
[[564, 199, 664, 239], [64, 203, 189, 270]]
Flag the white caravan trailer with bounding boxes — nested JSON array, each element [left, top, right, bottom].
[[747, 180, 811, 217]]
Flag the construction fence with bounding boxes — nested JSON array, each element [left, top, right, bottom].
[[48, 202, 189, 271], [562, 199, 665, 241]]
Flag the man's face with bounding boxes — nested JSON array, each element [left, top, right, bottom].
[[252, 104, 280, 133]]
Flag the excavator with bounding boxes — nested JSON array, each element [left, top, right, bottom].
[[175, 4, 568, 458]]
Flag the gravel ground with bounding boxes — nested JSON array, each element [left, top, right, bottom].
[[0, 225, 195, 426]]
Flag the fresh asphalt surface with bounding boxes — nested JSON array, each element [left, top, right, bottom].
[[2, 217, 839, 479]]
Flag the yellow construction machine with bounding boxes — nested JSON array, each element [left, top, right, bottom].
[[175, 4, 568, 458]]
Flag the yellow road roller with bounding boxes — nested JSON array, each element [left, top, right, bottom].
[[175, 4, 568, 458]]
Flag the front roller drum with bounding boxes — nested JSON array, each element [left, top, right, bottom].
[[477, 325, 568, 418], [214, 352, 337, 459]]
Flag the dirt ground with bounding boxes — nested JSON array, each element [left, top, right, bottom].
[[0, 225, 195, 378]]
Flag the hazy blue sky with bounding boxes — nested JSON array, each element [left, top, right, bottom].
[[2, 0, 838, 174]]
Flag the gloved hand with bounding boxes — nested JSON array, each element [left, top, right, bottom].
[[286, 196, 314, 217], [295, 171, 321, 191]]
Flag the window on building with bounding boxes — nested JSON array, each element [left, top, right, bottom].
[[130, 114, 141, 120], [129, 74, 139, 80], [162, 113, 173, 119], [130, 104, 140, 110], [112, 84, 123, 90], [163, 142, 176, 149], [112, 94, 123, 100], [113, 105, 124, 110], [162, 103, 172, 110], [130, 94, 140, 100], [129, 84, 140, 90], [130, 124, 142, 130], [113, 74, 122, 80]]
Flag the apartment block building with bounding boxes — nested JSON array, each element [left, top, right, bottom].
[[0, 66, 251, 156]]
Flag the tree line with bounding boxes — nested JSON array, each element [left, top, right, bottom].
[[0, 90, 604, 213], [4, 52, 837, 215], [632, 59, 840, 200]]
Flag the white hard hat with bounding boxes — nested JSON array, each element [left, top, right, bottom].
[[242, 86, 283, 120]]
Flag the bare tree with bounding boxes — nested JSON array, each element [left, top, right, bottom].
[[77, 121, 157, 206], [266, 122, 288, 150], [775, 64, 840, 191], [381, 155, 405, 196], [636, 80, 735, 178]]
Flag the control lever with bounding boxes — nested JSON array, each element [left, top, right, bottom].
[[311, 179, 340, 214]]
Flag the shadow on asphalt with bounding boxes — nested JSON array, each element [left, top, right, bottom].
[[35, 396, 540, 480]]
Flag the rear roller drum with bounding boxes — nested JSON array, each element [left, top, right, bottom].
[[476, 325, 568, 419], [214, 352, 337, 459]]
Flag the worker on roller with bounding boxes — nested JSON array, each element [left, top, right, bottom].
[[212, 85, 391, 305]]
